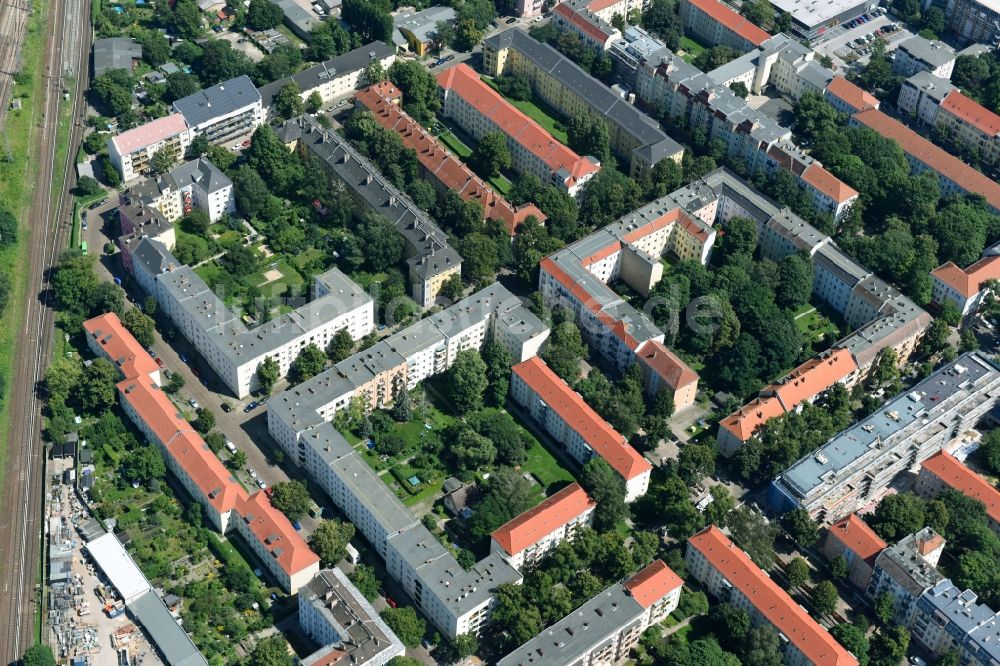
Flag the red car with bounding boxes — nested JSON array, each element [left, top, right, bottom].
[[155, 358, 165, 369], [386, 597, 398, 608]]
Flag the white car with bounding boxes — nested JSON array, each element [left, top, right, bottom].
[[256, 479, 267, 490], [188, 398, 200, 410], [225, 440, 237, 454], [248, 468, 258, 479]]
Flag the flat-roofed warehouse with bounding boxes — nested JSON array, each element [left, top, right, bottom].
[[767, 0, 878, 40]]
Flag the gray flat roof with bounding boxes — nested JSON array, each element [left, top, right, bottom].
[[93, 37, 142, 77], [767, 0, 871, 29], [903, 71, 956, 102], [919, 579, 1000, 660], [172, 75, 261, 127], [898, 36, 956, 68], [130, 590, 209, 666], [394, 6, 457, 43], [776, 352, 1000, 500], [258, 41, 394, 108]]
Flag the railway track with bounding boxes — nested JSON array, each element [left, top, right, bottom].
[[0, 0, 90, 655]]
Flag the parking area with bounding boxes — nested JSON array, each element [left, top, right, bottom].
[[214, 29, 266, 62], [813, 10, 914, 70]]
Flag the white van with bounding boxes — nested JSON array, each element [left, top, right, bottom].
[[226, 440, 237, 454], [345, 543, 360, 565]]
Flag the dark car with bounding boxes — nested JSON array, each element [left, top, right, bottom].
[[244, 401, 258, 413], [221, 403, 232, 413], [155, 358, 165, 369], [506, 16, 517, 23]]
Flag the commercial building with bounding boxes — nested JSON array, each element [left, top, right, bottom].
[[917, 451, 1000, 536], [867, 528, 946, 626], [172, 75, 263, 147], [930, 253, 1000, 317], [123, 157, 235, 223], [92, 37, 143, 78], [686, 526, 858, 666], [298, 568, 406, 666], [768, 352, 1000, 524], [356, 79, 545, 233], [278, 115, 462, 308], [679, 0, 770, 51], [126, 237, 374, 398], [766, 0, 877, 40], [551, 0, 622, 53], [948, 0, 1000, 43], [496, 560, 683, 666], [510, 357, 652, 502], [257, 41, 397, 117], [266, 284, 549, 639], [821, 514, 886, 590], [108, 113, 194, 182], [483, 28, 684, 176], [892, 36, 957, 79], [852, 108, 1000, 214], [912, 580, 1000, 665], [634, 339, 699, 411], [489, 482, 595, 570], [393, 6, 456, 56], [437, 64, 601, 198], [83, 313, 320, 592]]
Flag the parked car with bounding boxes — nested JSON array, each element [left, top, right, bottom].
[[292, 521, 302, 530], [179, 353, 188, 363], [244, 401, 258, 413], [385, 596, 398, 608], [226, 440, 237, 454], [221, 402, 232, 413], [248, 468, 258, 479], [188, 398, 200, 409], [155, 358, 165, 369], [505, 16, 516, 23], [256, 479, 267, 490]]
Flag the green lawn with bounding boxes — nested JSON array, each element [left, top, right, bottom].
[[194, 260, 224, 286], [248, 257, 304, 298], [522, 438, 575, 490], [481, 77, 569, 144], [292, 248, 325, 271], [680, 35, 708, 63], [438, 130, 514, 195], [795, 307, 840, 343]]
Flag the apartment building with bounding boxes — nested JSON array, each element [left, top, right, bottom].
[[678, 0, 770, 52], [948, 0, 1000, 43], [824, 76, 879, 115], [551, 0, 622, 53], [686, 526, 858, 666], [172, 75, 263, 147], [511, 357, 652, 502], [127, 239, 374, 398], [892, 36, 957, 79], [911, 580, 1000, 665], [298, 568, 406, 666], [108, 113, 193, 182], [867, 528, 946, 626], [496, 560, 683, 666], [257, 41, 396, 119], [930, 253, 1000, 317], [438, 64, 601, 198], [123, 157, 235, 223], [634, 339, 699, 411], [277, 115, 462, 308], [821, 514, 887, 590], [609, 26, 669, 86], [483, 28, 684, 177], [355, 80, 546, 234], [83, 313, 320, 592], [538, 195, 714, 373], [917, 451, 1000, 536], [266, 284, 549, 639], [897, 71, 955, 126], [489, 482, 595, 570], [768, 352, 1000, 524], [852, 108, 1000, 214]]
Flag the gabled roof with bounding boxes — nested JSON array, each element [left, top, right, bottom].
[[684, 0, 771, 46], [635, 339, 699, 391], [236, 492, 320, 576], [941, 89, 1000, 137], [688, 526, 858, 666], [623, 559, 683, 608], [825, 76, 879, 113], [931, 255, 1000, 299], [801, 163, 859, 204], [921, 451, 1000, 527], [767, 348, 858, 412], [718, 395, 786, 441], [490, 482, 595, 556], [826, 514, 887, 565], [512, 357, 651, 481], [111, 113, 190, 156], [553, 1, 619, 44], [83, 312, 160, 380]]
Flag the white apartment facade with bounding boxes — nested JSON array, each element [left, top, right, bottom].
[[108, 113, 194, 182]]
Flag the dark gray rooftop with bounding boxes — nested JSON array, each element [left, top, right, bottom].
[[161, 157, 232, 194], [898, 36, 957, 68], [129, 590, 209, 666], [93, 37, 142, 78], [172, 75, 261, 128]]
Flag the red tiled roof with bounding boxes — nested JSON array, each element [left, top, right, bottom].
[[490, 482, 595, 556], [167, 428, 245, 516], [356, 81, 545, 235], [931, 255, 1000, 299], [116, 374, 189, 445], [586, 0, 626, 12], [689, 527, 858, 666], [768, 348, 858, 412], [801, 163, 859, 205], [553, 2, 617, 44], [624, 560, 683, 608], [826, 76, 879, 113], [84, 313, 160, 380], [112, 113, 189, 155], [436, 65, 600, 190], [237, 492, 320, 576], [684, 0, 770, 46], [513, 357, 652, 481], [853, 108, 1000, 212], [636, 340, 699, 392], [921, 451, 1000, 526], [826, 514, 887, 566], [941, 89, 1000, 137], [719, 396, 786, 442]]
